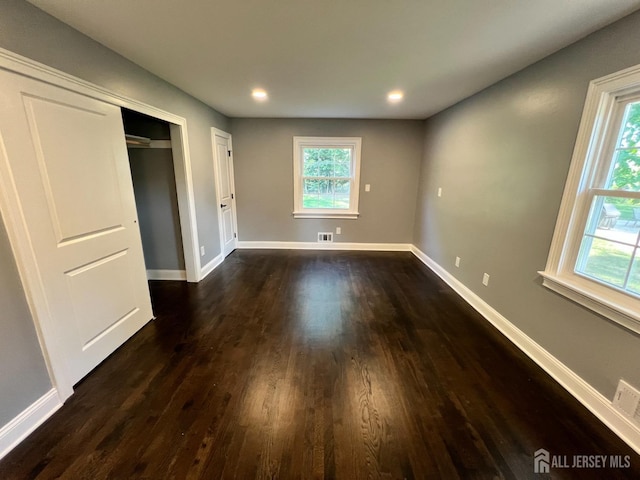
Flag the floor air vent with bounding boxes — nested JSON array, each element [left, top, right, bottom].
[[317, 232, 333, 242]]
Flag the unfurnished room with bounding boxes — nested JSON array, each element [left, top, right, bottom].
[[1, 1, 640, 478]]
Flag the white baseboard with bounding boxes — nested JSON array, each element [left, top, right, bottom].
[[410, 245, 640, 455], [236, 241, 411, 251], [146, 269, 187, 281], [0, 388, 62, 461], [200, 253, 224, 280]]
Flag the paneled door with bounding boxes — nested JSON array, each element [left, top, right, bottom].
[[213, 131, 237, 257], [0, 69, 153, 386]]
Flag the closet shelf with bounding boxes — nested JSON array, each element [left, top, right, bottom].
[[125, 134, 171, 149]]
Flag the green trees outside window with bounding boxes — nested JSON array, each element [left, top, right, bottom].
[[302, 147, 352, 209]]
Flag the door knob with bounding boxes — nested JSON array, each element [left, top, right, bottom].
[[220, 204, 227, 208]]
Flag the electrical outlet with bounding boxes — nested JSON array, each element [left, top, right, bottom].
[[200, 246, 205, 257], [437, 187, 442, 197], [455, 256, 461, 267], [365, 184, 371, 192], [482, 273, 490, 286], [336, 227, 341, 234], [613, 379, 640, 422]]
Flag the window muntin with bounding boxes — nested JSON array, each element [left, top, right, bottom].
[[541, 68, 640, 334], [293, 137, 361, 219]]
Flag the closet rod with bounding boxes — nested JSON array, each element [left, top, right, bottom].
[[125, 134, 151, 147]]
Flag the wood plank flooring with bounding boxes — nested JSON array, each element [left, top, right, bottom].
[[0, 250, 638, 479]]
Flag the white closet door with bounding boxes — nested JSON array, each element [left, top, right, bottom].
[[0, 69, 153, 385]]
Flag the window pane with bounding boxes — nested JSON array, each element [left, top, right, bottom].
[[577, 237, 633, 287], [627, 251, 640, 295], [303, 178, 319, 195], [606, 148, 640, 191], [302, 179, 350, 209], [303, 147, 352, 179], [302, 149, 319, 176], [576, 195, 640, 291], [608, 101, 640, 191], [304, 194, 339, 209], [334, 157, 351, 177], [334, 179, 350, 208], [334, 148, 351, 173], [317, 149, 335, 177], [618, 101, 640, 149], [583, 196, 640, 244]]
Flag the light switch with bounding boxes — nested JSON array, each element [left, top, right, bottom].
[[365, 184, 371, 192]]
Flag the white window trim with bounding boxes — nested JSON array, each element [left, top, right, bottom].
[[540, 63, 640, 335], [292, 136, 361, 219]]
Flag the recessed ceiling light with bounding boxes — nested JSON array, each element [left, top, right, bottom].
[[388, 90, 404, 102], [252, 88, 268, 100]]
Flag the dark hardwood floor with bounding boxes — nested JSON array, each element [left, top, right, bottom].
[[1, 250, 638, 479]]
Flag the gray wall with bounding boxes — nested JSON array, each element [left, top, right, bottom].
[[231, 118, 423, 243], [413, 10, 640, 399], [0, 219, 52, 426], [0, 0, 227, 427]]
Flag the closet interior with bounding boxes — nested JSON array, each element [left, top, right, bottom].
[[122, 109, 186, 280]]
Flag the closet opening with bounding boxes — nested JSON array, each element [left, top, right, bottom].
[[122, 108, 187, 281]]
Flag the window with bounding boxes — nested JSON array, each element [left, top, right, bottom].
[[541, 65, 640, 334], [293, 136, 362, 219]]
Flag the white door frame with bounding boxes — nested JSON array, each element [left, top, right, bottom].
[[211, 128, 239, 258], [0, 47, 203, 401]]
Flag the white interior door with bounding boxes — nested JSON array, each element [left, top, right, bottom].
[[214, 132, 237, 257], [0, 69, 153, 386]]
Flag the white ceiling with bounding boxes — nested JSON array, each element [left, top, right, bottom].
[[29, 0, 640, 119]]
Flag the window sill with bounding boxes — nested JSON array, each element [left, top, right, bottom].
[[539, 271, 640, 335], [293, 211, 359, 220]]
